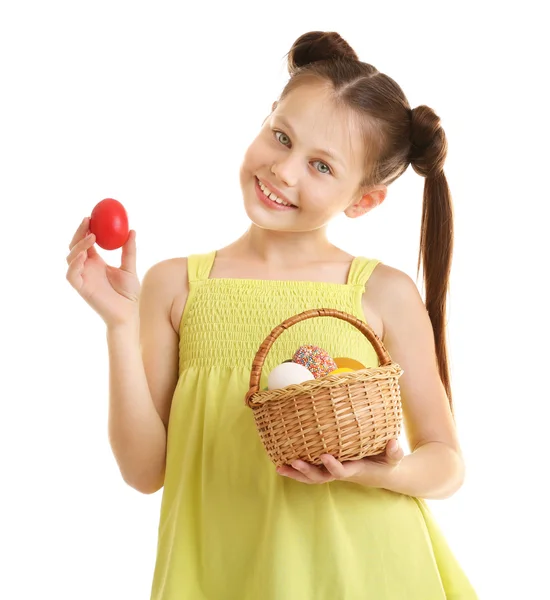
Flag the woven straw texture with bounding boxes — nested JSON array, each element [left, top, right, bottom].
[[245, 308, 404, 466]]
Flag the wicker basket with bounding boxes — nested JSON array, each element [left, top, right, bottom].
[[244, 308, 404, 467]]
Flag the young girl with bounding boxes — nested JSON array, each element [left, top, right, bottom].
[[66, 31, 477, 599]]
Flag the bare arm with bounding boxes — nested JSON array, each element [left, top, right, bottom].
[[367, 266, 465, 499], [107, 259, 185, 494], [384, 441, 464, 499]]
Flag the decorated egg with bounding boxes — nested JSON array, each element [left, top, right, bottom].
[[90, 198, 130, 250], [292, 345, 337, 379], [267, 362, 315, 390], [333, 357, 367, 371]]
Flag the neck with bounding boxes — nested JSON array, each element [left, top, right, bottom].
[[229, 224, 338, 267]]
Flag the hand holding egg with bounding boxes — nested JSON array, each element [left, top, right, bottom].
[[65, 204, 139, 329]]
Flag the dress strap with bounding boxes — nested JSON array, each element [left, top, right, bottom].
[[187, 250, 217, 283], [347, 256, 382, 288]]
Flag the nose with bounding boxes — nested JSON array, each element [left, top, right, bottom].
[[270, 155, 301, 188]]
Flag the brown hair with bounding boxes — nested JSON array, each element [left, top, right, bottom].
[[280, 31, 454, 413]]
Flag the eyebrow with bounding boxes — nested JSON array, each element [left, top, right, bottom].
[[273, 115, 345, 168]]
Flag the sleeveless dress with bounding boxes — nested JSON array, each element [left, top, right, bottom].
[[149, 250, 477, 600]]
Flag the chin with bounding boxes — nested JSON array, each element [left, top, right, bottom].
[[242, 191, 293, 233]]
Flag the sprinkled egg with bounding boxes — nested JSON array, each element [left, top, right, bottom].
[[292, 345, 337, 379]]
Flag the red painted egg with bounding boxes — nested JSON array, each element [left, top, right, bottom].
[[90, 198, 129, 250]]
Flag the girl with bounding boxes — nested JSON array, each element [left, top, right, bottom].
[[66, 31, 477, 600]]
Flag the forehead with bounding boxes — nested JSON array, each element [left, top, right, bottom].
[[273, 83, 365, 170]]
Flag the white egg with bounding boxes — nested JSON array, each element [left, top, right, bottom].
[[267, 362, 315, 390]]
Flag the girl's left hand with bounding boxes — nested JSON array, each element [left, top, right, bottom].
[[276, 439, 404, 487]]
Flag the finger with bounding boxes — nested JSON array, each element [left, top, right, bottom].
[[276, 466, 313, 484], [386, 439, 404, 464], [320, 455, 347, 479], [68, 217, 90, 251], [86, 238, 99, 259], [392, 447, 405, 463], [291, 460, 332, 484], [120, 230, 137, 273], [66, 232, 96, 265], [66, 250, 87, 290]]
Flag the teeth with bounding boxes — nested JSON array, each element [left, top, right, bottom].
[[258, 179, 293, 206]]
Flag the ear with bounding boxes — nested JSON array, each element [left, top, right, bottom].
[[344, 185, 387, 219]]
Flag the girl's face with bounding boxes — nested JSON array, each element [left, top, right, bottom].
[[239, 81, 375, 233]]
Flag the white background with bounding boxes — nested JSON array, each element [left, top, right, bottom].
[[1, 1, 548, 598]]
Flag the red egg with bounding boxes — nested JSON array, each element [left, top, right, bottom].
[[89, 198, 129, 250]]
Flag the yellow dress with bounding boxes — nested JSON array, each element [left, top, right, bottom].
[[150, 251, 477, 599]]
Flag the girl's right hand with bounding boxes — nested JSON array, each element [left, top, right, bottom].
[[66, 217, 141, 328]]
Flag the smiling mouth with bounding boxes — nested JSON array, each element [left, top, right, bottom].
[[256, 177, 297, 208]]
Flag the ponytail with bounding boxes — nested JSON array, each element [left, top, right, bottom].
[[411, 106, 454, 415]]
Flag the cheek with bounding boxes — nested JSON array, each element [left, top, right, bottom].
[[240, 140, 266, 187], [308, 190, 348, 219], [247, 129, 279, 162], [241, 140, 263, 173], [307, 185, 337, 208]]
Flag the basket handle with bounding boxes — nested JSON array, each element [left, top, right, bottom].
[[245, 308, 392, 406]]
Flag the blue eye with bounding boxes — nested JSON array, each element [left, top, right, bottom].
[[274, 131, 291, 147], [315, 162, 330, 175], [273, 130, 332, 175]]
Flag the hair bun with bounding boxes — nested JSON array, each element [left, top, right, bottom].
[[409, 105, 448, 177], [287, 31, 359, 75]]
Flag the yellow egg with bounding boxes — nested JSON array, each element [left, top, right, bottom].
[[333, 357, 367, 370], [328, 367, 355, 375]]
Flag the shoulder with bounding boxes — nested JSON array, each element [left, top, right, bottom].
[[142, 256, 189, 294], [362, 262, 426, 342], [141, 257, 189, 333], [143, 255, 188, 277], [371, 263, 422, 306]]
